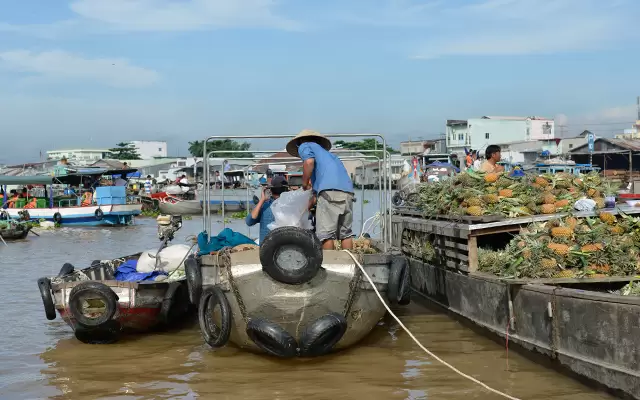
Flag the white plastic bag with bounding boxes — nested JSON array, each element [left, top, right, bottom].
[[267, 189, 313, 231], [136, 244, 191, 273], [574, 198, 596, 212]]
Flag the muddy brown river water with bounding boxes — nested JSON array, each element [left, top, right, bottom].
[[0, 216, 618, 399]]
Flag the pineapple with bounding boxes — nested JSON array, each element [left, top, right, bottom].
[[465, 197, 483, 207], [581, 243, 604, 253], [482, 194, 500, 204], [541, 204, 556, 214], [466, 206, 484, 216], [593, 197, 605, 209], [550, 226, 573, 239], [594, 264, 611, 274], [541, 258, 557, 270], [547, 243, 571, 256], [553, 270, 576, 278], [542, 193, 557, 205], [498, 189, 513, 198], [587, 188, 600, 198], [484, 173, 499, 183], [554, 199, 570, 208], [565, 217, 579, 230], [599, 212, 616, 225], [535, 176, 549, 186], [588, 273, 608, 279], [496, 176, 512, 188], [609, 225, 625, 235]]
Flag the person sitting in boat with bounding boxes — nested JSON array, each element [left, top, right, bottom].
[[6, 191, 19, 208], [480, 145, 504, 173], [246, 176, 289, 244], [286, 129, 355, 250], [23, 197, 37, 209], [19, 187, 29, 198], [81, 191, 93, 206]]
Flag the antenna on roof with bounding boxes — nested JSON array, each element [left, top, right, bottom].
[[637, 96, 639, 120]]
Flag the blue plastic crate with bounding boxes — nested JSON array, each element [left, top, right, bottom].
[[95, 186, 127, 205]]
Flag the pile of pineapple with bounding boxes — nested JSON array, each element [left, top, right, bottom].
[[411, 170, 619, 218], [478, 212, 640, 279]]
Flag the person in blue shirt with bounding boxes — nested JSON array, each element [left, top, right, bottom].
[[286, 129, 355, 250], [246, 176, 289, 244]]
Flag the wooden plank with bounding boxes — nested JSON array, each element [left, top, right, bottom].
[[467, 236, 478, 272], [443, 239, 469, 251], [445, 259, 469, 272], [444, 249, 468, 261]]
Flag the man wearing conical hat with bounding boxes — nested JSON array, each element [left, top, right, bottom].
[[286, 129, 355, 250]]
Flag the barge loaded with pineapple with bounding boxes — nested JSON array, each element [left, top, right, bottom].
[[393, 170, 640, 399]]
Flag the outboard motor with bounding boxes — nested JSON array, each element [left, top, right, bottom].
[[157, 214, 182, 243]]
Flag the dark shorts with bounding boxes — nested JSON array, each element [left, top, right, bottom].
[[315, 190, 354, 242]]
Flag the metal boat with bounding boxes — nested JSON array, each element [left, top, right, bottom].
[[36, 215, 193, 343], [185, 133, 408, 358]]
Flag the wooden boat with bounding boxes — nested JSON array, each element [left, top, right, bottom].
[[0, 221, 31, 240], [158, 196, 202, 215], [187, 133, 405, 358], [392, 207, 640, 399], [36, 215, 193, 344], [0, 168, 142, 226]]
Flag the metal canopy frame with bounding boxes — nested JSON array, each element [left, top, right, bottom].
[[201, 135, 392, 250]]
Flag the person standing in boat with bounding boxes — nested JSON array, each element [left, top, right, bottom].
[[286, 129, 355, 250], [246, 176, 289, 244], [480, 145, 505, 173], [144, 175, 153, 195]]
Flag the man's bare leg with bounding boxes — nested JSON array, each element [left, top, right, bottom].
[[322, 240, 335, 250], [341, 237, 353, 250]]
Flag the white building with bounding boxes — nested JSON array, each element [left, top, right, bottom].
[[46, 149, 111, 164], [128, 141, 168, 159], [446, 116, 555, 156], [614, 120, 640, 140]]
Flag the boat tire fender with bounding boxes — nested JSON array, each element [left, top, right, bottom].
[[392, 192, 404, 207], [37, 277, 57, 321], [19, 210, 30, 221], [95, 209, 104, 221], [259, 226, 322, 285], [184, 256, 202, 305], [388, 257, 411, 305], [53, 212, 62, 224], [74, 320, 121, 344], [300, 313, 348, 357], [198, 286, 232, 348], [58, 263, 75, 277], [69, 282, 119, 328], [246, 318, 298, 358], [159, 282, 189, 325], [238, 201, 246, 211]]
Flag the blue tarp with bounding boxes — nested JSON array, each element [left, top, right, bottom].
[[112, 172, 141, 178], [114, 259, 167, 282], [197, 228, 256, 255], [424, 161, 461, 173]]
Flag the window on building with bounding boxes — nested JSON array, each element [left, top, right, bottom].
[[569, 144, 573, 149], [485, 132, 490, 139], [458, 133, 464, 141], [158, 147, 162, 151]]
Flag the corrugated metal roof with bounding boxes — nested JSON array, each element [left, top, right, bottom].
[[570, 137, 640, 153]]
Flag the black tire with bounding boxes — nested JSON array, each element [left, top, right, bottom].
[[95, 209, 104, 221], [37, 277, 57, 321], [238, 202, 246, 211], [392, 192, 404, 207], [68, 282, 118, 327], [74, 320, 121, 344], [387, 257, 411, 305], [246, 318, 298, 358], [53, 212, 62, 224], [299, 313, 347, 357], [184, 257, 202, 306], [58, 263, 75, 277], [159, 282, 189, 325], [198, 286, 232, 348], [19, 210, 30, 221], [259, 227, 322, 285]]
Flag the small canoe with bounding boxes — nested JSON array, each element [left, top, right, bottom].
[[0, 220, 31, 240]]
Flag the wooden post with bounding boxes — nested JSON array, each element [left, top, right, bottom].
[[467, 236, 478, 272]]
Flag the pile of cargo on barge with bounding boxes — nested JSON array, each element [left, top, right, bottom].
[[393, 170, 640, 399]]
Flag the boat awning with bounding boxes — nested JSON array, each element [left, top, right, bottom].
[[0, 175, 54, 185]]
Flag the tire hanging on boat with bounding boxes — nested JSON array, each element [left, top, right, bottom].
[[299, 313, 348, 357], [392, 192, 404, 207], [58, 263, 75, 277], [53, 212, 62, 224], [246, 318, 298, 358], [198, 286, 232, 348], [68, 281, 118, 328], [387, 257, 411, 305], [36, 277, 57, 321], [259, 226, 323, 285], [74, 319, 121, 345], [95, 208, 104, 221], [184, 256, 202, 305], [159, 282, 190, 325]]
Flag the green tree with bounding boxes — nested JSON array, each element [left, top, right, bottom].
[[108, 142, 141, 160], [188, 140, 253, 158], [333, 139, 398, 158]]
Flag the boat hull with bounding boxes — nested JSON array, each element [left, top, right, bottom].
[[158, 200, 202, 215], [0, 225, 31, 240], [6, 204, 141, 226], [199, 249, 392, 354], [46, 258, 192, 343]]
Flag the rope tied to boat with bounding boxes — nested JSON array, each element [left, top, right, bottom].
[[216, 247, 249, 323], [342, 250, 522, 400]]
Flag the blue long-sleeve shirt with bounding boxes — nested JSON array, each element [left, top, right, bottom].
[[245, 199, 275, 244]]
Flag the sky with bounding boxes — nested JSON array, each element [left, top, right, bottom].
[[0, 0, 639, 164]]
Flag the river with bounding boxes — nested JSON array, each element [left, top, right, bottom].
[[0, 209, 617, 399]]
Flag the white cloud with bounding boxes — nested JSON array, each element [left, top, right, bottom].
[[0, 0, 299, 37], [0, 50, 159, 88], [342, 0, 635, 59]]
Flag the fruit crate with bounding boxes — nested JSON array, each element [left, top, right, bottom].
[[392, 205, 640, 273]]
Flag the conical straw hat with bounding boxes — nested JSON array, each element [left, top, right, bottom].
[[286, 129, 332, 157]]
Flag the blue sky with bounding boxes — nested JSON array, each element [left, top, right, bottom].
[[0, 0, 639, 163]]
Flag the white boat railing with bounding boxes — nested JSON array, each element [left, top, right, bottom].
[[201, 135, 392, 251]]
